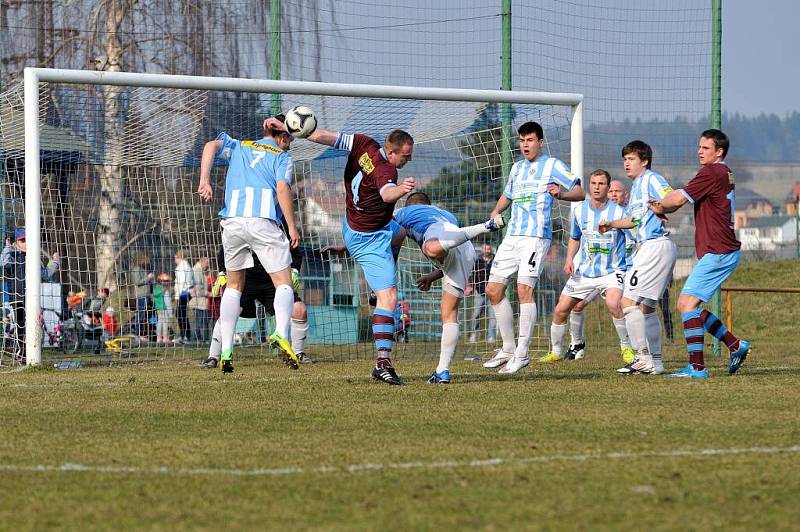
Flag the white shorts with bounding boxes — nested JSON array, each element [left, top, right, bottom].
[[623, 236, 677, 304], [562, 271, 625, 300], [221, 217, 291, 273], [423, 223, 476, 298], [489, 235, 550, 284]]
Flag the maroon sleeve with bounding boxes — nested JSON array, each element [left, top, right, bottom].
[[350, 133, 371, 154], [683, 166, 715, 203], [372, 161, 398, 191]]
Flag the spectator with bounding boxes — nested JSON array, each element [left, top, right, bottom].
[[1, 228, 60, 363], [129, 253, 154, 341], [192, 256, 210, 343], [153, 272, 173, 345], [468, 243, 497, 344], [103, 306, 120, 338], [173, 249, 193, 343]]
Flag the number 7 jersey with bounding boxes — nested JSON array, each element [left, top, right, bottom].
[[334, 133, 399, 232]]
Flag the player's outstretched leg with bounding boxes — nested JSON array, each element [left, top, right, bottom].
[[697, 308, 750, 374]]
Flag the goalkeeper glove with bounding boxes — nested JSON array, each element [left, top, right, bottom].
[[211, 272, 227, 297], [291, 268, 302, 293]]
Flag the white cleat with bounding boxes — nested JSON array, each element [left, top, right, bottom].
[[616, 357, 655, 375], [498, 355, 530, 374], [483, 349, 514, 369]]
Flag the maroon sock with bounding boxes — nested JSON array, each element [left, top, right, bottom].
[[682, 310, 705, 371], [699, 309, 740, 352]]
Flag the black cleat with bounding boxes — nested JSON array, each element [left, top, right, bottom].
[[202, 357, 219, 369], [372, 365, 403, 385], [221, 359, 234, 373], [296, 352, 315, 364], [565, 342, 586, 360]]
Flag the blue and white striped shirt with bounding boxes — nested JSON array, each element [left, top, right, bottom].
[[571, 199, 628, 277], [393, 205, 458, 247], [216, 133, 293, 221], [504, 154, 578, 239], [628, 169, 672, 243]]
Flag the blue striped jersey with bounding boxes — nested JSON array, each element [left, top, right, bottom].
[[504, 154, 578, 239], [628, 169, 672, 242], [393, 205, 458, 247], [215, 133, 293, 221], [623, 228, 636, 269], [570, 199, 628, 277]]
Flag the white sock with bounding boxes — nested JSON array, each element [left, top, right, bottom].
[[492, 297, 516, 354], [437, 322, 459, 373], [569, 310, 585, 346], [438, 223, 490, 251], [273, 284, 294, 339], [291, 318, 308, 353], [209, 320, 222, 359], [550, 322, 568, 356], [219, 288, 242, 352], [645, 312, 662, 356], [623, 305, 649, 358], [612, 317, 631, 348], [515, 302, 537, 358]]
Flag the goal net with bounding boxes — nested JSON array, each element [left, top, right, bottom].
[[1, 69, 582, 368]]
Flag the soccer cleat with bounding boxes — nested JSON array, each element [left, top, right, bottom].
[[621, 346, 636, 364], [498, 355, 530, 374], [202, 357, 219, 369], [427, 369, 451, 384], [668, 364, 709, 379], [483, 349, 514, 369], [565, 342, 586, 360], [616, 358, 654, 375], [538, 352, 564, 364], [485, 214, 506, 232], [269, 332, 300, 370], [372, 362, 403, 385], [728, 339, 751, 375], [296, 351, 316, 364]]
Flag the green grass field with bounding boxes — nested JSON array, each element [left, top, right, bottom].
[[1, 260, 800, 530]]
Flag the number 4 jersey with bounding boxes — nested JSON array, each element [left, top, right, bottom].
[[335, 133, 399, 232]]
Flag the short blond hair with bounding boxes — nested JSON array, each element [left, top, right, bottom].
[[384, 129, 414, 152]]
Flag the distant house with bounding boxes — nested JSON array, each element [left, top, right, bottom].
[[734, 188, 776, 229], [737, 215, 797, 258]]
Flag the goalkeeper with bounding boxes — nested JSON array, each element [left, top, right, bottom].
[[202, 243, 310, 369]]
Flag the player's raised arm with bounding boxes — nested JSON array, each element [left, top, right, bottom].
[[380, 177, 416, 203], [264, 116, 339, 147], [649, 189, 688, 215], [198, 139, 223, 202]]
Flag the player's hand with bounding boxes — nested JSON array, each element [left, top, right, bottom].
[[264, 117, 287, 132], [291, 268, 302, 293], [416, 276, 433, 291], [547, 184, 561, 198], [288, 227, 300, 249], [399, 177, 416, 194], [211, 272, 227, 297], [597, 221, 611, 234], [321, 245, 348, 255], [198, 182, 213, 202], [648, 199, 665, 214], [563, 261, 575, 275]]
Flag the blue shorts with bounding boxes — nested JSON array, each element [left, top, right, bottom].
[[681, 250, 741, 302], [343, 219, 397, 291]]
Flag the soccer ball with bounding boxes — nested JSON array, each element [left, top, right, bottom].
[[284, 106, 317, 139]]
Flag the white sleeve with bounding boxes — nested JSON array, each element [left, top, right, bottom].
[[333, 133, 354, 152]]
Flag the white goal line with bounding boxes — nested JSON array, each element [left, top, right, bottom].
[[2, 445, 798, 479]]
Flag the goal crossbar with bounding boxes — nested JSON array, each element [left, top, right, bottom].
[[22, 67, 584, 365]]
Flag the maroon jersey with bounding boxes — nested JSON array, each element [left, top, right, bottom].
[[340, 133, 398, 232], [681, 162, 741, 258]]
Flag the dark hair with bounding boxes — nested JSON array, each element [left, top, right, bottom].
[[405, 191, 431, 205], [266, 114, 288, 138], [701, 128, 729, 158], [621, 140, 653, 169], [518, 121, 544, 140], [589, 169, 611, 186], [385, 129, 414, 150]]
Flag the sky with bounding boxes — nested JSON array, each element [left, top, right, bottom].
[[724, 1, 798, 116]]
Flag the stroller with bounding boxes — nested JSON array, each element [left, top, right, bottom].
[[67, 291, 107, 354]]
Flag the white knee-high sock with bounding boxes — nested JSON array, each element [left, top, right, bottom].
[[550, 322, 568, 356], [645, 312, 662, 355], [612, 317, 631, 348], [219, 288, 242, 352], [273, 284, 294, 338], [437, 322, 459, 373], [291, 317, 308, 353], [623, 305, 650, 359], [515, 302, 537, 358], [569, 310, 585, 345], [438, 223, 491, 251], [492, 297, 516, 354], [209, 320, 222, 359]]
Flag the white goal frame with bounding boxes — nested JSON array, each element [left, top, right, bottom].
[[22, 67, 584, 365]]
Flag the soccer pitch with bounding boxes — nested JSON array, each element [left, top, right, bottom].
[[2, 349, 799, 530]]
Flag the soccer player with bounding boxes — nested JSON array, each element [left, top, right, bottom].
[[267, 117, 415, 385], [599, 140, 677, 375], [202, 245, 310, 369], [197, 114, 300, 373], [649, 129, 751, 378], [392, 191, 504, 384], [565, 178, 635, 362], [482, 121, 584, 375], [539, 170, 631, 363]]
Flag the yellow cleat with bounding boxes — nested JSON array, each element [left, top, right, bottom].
[[269, 332, 300, 370], [621, 346, 636, 364], [538, 352, 564, 364]]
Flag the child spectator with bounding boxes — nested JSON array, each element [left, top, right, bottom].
[[153, 273, 174, 345]]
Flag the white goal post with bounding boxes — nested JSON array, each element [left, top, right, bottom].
[[22, 67, 583, 366]]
